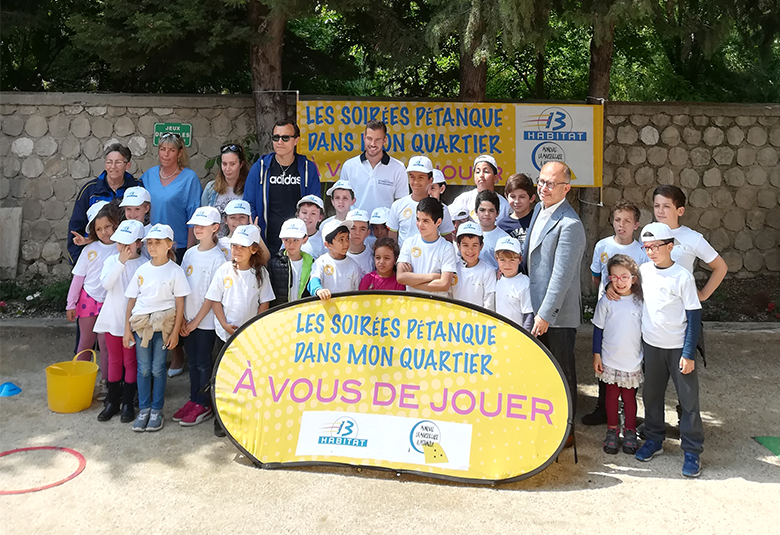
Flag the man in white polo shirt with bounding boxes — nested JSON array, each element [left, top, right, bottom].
[[338, 120, 408, 216]]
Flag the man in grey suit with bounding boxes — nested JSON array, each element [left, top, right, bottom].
[[523, 162, 586, 445]]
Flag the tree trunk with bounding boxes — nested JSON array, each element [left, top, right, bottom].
[[458, 13, 487, 102], [248, 1, 289, 153], [580, 16, 615, 289], [534, 51, 544, 98]]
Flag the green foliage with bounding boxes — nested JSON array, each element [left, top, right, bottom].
[[0, 280, 69, 312]]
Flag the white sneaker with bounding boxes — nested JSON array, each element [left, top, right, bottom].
[[146, 410, 164, 432]]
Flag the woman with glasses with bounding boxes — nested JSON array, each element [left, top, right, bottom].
[[244, 119, 321, 254], [201, 143, 250, 236], [140, 132, 203, 264]]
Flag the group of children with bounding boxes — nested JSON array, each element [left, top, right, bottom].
[[66, 149, 719, 478], [587, 186, 725, 478]]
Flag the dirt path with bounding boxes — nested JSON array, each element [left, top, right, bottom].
[[1, 322, 779, 534]]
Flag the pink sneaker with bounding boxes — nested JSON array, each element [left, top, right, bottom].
[[172, 401, 196, 422], [180, 404, 213, 427]]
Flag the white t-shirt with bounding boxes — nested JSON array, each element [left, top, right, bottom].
[[590, 236, 650, 297], [669, 225, 719, 273], [451, 260, 496, 311], [398, 234, 458, 297], [450, 189, 511, 226], [339, 153, 409, 216], [94, 254, 146, 337], [495, 273, 533, 326], [311, 254, 362, 293], [592, 294, 643, 372], [639, 262, 701, 349], [182, 246, 226, 330], [217, 236, 232, 262], [347, 246, 375, 277], [205, 262, 275, 342], [125, 260, 191, 315], [290, 258, 303, 302], [72, 241, 116, 303], [301, 230, 326, 260], [479, 226, 510, 270], [386, 195, 454, 247]]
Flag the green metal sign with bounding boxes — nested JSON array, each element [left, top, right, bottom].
[[153, 123, 192, 147]]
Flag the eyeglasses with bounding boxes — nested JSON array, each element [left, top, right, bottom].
[[609, 274, 635, 282], [537, 179, 568, 190], [221, 144, 244, 156], [160, 132, 182, 140], [271, 134, 296, 142], [105, 160, 128, 167], [642, 241, 673, 252]]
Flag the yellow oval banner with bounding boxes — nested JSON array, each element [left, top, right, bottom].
[[213, 292, 572, 484]]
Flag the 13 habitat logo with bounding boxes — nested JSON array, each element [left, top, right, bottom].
[[318, 416, 368, 447]]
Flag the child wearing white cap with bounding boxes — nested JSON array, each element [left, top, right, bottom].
[[321, 179, 356, 230], [346, 209, 375, 276], [206, 225, 275, 343], [124, 224, 191, 432], [268, 218, 314, 307], [120, 187, 153, 259], [475, 190, 510, 270], [387, 156, 454, 247], [494, 236, 534, 331], [369, 207, 391, 240], [449, 154, 511, 224], [308, 218, 362, 300], [296, 194, 326, 260], [217, 199, 253, 261], [173, 206, 226, 427], [93, 219, 147, 423], [450, 222, 496, 311], [67, 201, 121, 400]]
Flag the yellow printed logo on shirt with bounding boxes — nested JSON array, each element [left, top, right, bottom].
[[600, 252, 608, 264], [88, 251, 97, 261], [224, 276, 233, 288], [137, 276, 144, 287], [324, 264, 334, 276], [411, 247, 422, 258], [402, 207, 413, 219], [451, 274, 459, 286], [186, 265, 193, 276]]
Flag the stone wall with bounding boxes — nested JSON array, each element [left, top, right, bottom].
[[601, 103, 780, 278], [1, 93, 778, 280]]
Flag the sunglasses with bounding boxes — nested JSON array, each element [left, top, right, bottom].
[[221, 144, 244, 156], [271, 134, 296, 142], [160, 132, 182, 140]]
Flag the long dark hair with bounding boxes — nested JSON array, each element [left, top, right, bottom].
[[87, 202, 122, 241], [214, 144, 249, 196], [607, 254, 643, 304], [233, 236, 271, 286]]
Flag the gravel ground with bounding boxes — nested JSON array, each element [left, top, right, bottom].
[[1, 320, 779, 535]]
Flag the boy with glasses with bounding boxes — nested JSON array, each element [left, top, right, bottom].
[[635, 222, 704, 477], [244, 119, 321, 255]]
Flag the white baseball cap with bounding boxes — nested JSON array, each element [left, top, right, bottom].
[[119, 187, 151, 207], [449, 205, 470, 221], [325, 179, 354, 197], [225, 199, 251, 216], [406, 155, 433, 174], [370, 207, 390, 225], [456, 221, 483, 238], [347, 209, 370, 223], [641, 222, 674, 242], [86, 201, 109, 232], [297, 194, 324, 210], [474, 154, 498, 171], [321, 218, 353, 241], [111, 219, 145, 244], [432, 169, 446, 184], [187, 206, 221, 226], [229, 225, 261, 247], [494, 236, 523, 255], [279, 218, 307, 239], [143, 223, 175, 242]]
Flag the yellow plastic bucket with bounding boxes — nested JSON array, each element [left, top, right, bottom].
[[45, 350, 99, 413]]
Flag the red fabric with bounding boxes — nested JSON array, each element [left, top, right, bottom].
[[605, 383, 638, 431], [104, 333, 137, 383], [359, 271, 405, 291]]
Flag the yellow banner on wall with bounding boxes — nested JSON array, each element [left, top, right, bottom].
[[213, 292, 572, 484], [297, 100, 603, 187]]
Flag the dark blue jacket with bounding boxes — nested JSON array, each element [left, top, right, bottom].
[[243, 153, 321, 244], [67, 171, 140, 264]]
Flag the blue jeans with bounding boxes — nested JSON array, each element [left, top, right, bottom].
[[135, 332, 168, 411], [184, 328, 216, 407]]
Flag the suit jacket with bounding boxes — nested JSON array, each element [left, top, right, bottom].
[[522, 199, 586, 328]]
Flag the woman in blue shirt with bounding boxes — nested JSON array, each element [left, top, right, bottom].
[[141, 133, 202, 264]]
